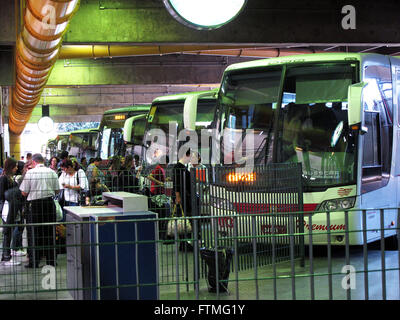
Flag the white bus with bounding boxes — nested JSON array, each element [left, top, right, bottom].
[[140, 89, 218, 166], [67, 128, 99, 159], [193, 53, 399, 246], [96, 105, 150, 161]]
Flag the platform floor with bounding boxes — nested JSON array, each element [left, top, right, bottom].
[[0, 242, 398, 300]]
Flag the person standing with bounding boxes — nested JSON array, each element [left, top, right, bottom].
[[49, 156, 60, 176], [57, 151, 69, 170], [80, 157, 88, 172], [107, 156, 122, 191], [147, 157, 169, 239], [59, 159, 88, 210], [148, 158, 168, 196], [119, 154, 137, 193], [19, 153, 60, 268], [26, 153, 32, 163], [172, 150, 192, 216], [171, 150, 193, 250], [0, 157, 24, 266], [12, 161, 35, 260], [86, 157, 103, 184]]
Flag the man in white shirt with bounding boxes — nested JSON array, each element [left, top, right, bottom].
[[20, 153, 60, 268]]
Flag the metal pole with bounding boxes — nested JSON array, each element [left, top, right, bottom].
[[327, 211, 332, 300], [252, 215, 259, 299], [362, 210, 369, 300], [114, 222, 120, 300], [380, 209, 386, 300], [193, 219, 199, 300], [290, 211, 296, 300], [345, 211, 351, 300], [135, 222, 140, 300], [309, 214, 314, 300]]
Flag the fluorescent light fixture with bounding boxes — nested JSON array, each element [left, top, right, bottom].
[[163, 0, 247, 30]]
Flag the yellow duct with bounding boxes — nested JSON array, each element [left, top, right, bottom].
[[59, 45, 323, 60], [9, 0, 80, 135]]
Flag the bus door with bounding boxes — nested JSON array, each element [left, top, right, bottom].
[[395, 69, 400, 207], [360, 63, 394, 240]]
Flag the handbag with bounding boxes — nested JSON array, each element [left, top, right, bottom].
[[1, 200, 9, 222], [76, 170, 89, 205], [54, 199, 63, 222], [167, 203, 192, 237], [55, 189, 65, 208]]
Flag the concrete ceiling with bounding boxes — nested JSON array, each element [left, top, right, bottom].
[[3, 0, 400, 124]]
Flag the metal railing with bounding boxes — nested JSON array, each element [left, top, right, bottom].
[[0, 209, 399, 300], [0, 164, 398, 300]]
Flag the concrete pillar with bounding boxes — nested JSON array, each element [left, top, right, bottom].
[[9, 131, 21, 160]]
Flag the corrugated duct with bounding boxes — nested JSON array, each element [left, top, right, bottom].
[[9, 0, 80, 135]]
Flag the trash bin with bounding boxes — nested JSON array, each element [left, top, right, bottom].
[[200, 247, 233, 293]]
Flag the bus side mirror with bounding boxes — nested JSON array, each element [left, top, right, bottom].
[[124, 116, 146, 145], [347, 82, 366, 125], [132, 119, 146, 145], [184, 95, 198, 131], [123, 116, 135, 143]]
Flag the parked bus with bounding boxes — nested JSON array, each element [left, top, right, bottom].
[[97, 105, 150, 161], [187, 53, 399, 246], [45, 137, 57, 160], [68, 128, 99, 159], [55, 133, 70, 157], [123, 114, 148, 160], [138, 89, 218, 166]]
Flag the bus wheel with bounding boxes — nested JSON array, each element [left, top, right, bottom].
[[384, 233, 399, 251]]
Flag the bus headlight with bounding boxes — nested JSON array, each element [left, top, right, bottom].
[[317, 197, 356, 212], [227, 172, 256, 183]]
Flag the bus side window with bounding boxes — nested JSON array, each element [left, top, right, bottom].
[[361, 111, 382, 193], [362, 64, 393, 194], [362, 112, 381, 167]]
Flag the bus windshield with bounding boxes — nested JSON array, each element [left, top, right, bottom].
[[219, 62, 358, 189], [144, 100, 216, 165], [99, 127, 125, 159]]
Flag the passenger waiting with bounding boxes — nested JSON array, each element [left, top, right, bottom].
[[107, 156, 122, 191], [19, 153, 60, 269], [147, 156, 169, 240], [119, 154, 138, 193], [59, 159, 89, 212], [0, 158, 24, 266]]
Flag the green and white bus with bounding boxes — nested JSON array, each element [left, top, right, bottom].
[[195, 53, 399, 246], [140, 89, 218, 166], [68, 128, 99, 159], [97, 105, 150, 160]]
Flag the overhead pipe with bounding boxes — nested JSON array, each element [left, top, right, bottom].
[[58, 45, 326, 60], [58, 45, 253, 59], [9, 0, 80, 135]]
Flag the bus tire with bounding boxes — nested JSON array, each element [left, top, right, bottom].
[[384, 234, 399, 251]]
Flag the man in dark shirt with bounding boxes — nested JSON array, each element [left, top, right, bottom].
[[172, 149, 192, 217], [171, 149, 193, 251]]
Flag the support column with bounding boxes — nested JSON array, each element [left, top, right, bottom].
[[9, 131, 21, 160]]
